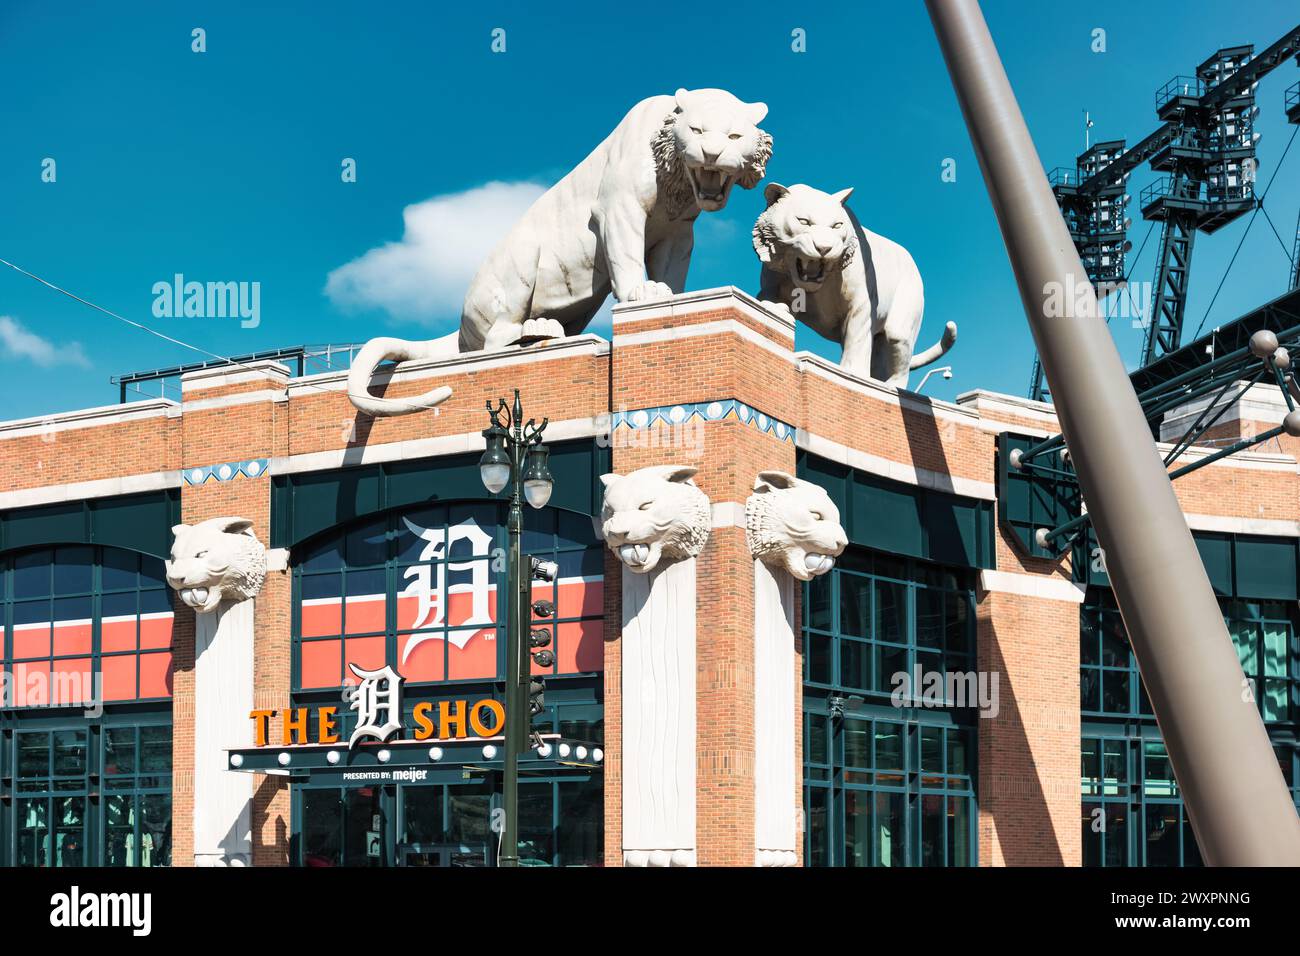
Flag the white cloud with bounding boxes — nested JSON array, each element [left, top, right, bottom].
[[325, 180, 547, 322], [0, 316, 91, 368]]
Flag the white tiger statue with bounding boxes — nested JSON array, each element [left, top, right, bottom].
[[753, 183, 956, 387], [600, 465, 712, 574], [347, 88, 773, 416], [165, 517, 267, 613], [746, 471, 847, 580]]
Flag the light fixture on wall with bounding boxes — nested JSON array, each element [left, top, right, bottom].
[[916, 366, 954, 394]]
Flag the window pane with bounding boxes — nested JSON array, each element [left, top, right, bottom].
[[839, 575, 869, 637], [301, 789, 343, 867], [915, 589, 942, 649], [875, 723, 903, 771], [844, 790, 871, 867], [874, 791, 906, 866], [1100, 615, 1127, 667], [945, 591, 970, 654], [1262, 624, 1287, 677], [1105, 805, 1128, 866], [920, 726, 943, 773], [141, 794, 171, 867], [518, 784, 554, 865], [948, 796, 971, 866], [1082, 802, 1102, 866], [53, 547, 93, 595], [1080, 614, 1099, 666], [806, 787, 830, 867], [1144, 805, 1180, 866], [53, 731, 87, 776], [948, 729, 969, 776], [808, 715, 829, 766], [557, 779, 602, 867], [843, 718, 870, 768], [807, 572, 832, 631], [874, 580, 907, 643], [345, 521, 387, 566], [840, 639, 870, 691], [875, 643, 908, 695], [17, 733, 49, 778], [104, 728, 137, 776], [1102, 669, 1131, 715], [920, 794, 944, 866], [806, 633, 832, 684], [101, 549, 139, 591], [14, 550, 52, 598]]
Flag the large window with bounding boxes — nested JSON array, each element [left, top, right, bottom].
[[2, 546, 175, 707], [295, 773, 602, 868], [290, 502, 605, 867], [1081, 588, 1300, 866], [293, 503, 604, 690], [2, 712, 172, 867], [803, 548, 978, 866], [1082, 593, 1299, 722]]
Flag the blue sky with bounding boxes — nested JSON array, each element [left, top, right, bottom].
[[1, 0, 1298, 419]]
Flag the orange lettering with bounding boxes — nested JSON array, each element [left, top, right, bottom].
[[250, 710, 276, 747], [413, 701, 435, 740], [317, 706, 339, 744], [440, 700, 467, 739], [283, 707, 310, 745], [470, 699, 505, 737]]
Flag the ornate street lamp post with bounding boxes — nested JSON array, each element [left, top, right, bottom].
[[479, 390, 554, 867]]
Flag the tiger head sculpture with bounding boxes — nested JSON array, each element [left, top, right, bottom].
[[752, 183, 857, 291], [166, 516, 267, 613], [654, 88, 772, 215], [746, 471, 848, 581], [600, 465, 712, 574]]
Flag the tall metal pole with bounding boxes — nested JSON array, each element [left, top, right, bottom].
[[500, 392, 525, 868], [927, 0, 1300, 864]]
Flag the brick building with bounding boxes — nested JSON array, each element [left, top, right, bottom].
[[1, 286, 1297, 867]]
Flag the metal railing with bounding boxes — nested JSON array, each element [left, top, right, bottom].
[[113, 343, 365, 403], [1156, 75, 1205, 110]]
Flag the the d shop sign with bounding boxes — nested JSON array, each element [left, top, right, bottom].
[[249, 663, 504, 749]]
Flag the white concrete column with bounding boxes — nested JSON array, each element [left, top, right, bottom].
[[620, 560, 698, 867], [753, 559, 798, 866], [193, 598, 254, 866]]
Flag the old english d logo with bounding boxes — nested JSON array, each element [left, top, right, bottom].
[[399, 516, 494, 660], [346, 663, 403, 748]]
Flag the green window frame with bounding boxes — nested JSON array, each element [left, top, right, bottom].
[[291, 502, 604, 692], [293, 772, 603, 868], [1, 545, 175, 708], [803, 547, 978, 867], [1081, 591, 1300, 724], [1, 710, 172, 867]]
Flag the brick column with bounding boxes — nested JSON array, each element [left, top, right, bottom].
[[976, 567, 1082, 866], [173, 360, 289, 865], [607, 288, 801, 866]]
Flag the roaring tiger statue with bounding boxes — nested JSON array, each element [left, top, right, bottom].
[[347, 88, 774, 416], [165, 517, 267, 613], [752, 183, 956, 388], [600, 465, 712, 574]]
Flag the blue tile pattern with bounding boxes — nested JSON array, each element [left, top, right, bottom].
[[611, 399, 794, 443], [182, 458, 269, 486]]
